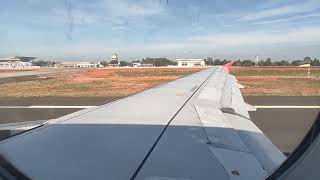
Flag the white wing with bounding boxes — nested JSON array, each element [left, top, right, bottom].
[[0, 67, 285, 180]]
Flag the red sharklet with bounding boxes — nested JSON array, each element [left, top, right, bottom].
[[223, 61, 235, 73]]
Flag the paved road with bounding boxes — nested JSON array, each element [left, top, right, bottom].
[[0, 96, 319, 155]]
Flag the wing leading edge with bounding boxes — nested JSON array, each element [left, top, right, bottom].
[[0, 67, 285, 180]]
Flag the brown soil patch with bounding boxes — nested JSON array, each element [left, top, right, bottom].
[[0, 68, 204, 97], [232, 66, 320, 96]]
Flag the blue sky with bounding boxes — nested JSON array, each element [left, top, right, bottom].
[[1, 0, 320, 61]]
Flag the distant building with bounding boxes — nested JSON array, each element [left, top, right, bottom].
[[176, 59, 205, 67], [109, 54, 120, 67], [132, 63, 154, 68], [0, 56, 35, 68], [299, 64, 311, 67], [61, 62, 97, 68], [132, 63, 141, 67], [141, 63, 154, 67]]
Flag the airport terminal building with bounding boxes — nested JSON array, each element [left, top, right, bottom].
[[177, 59, 206, 67], [0, 56, 36, 68], [61, 62, 97, 68]]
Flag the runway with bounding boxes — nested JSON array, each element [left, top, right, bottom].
[[0, 97, 121, 123], [0, 96, 318, 155], [0, 68, 82, 80]]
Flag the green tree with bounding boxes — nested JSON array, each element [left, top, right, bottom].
[[141, 57, 176, 67], [214, 59, 222, 65], [303, 57, 312, 63], [100, 61, 108, 67], [119, 61, 130, 66], [221, 59, 229, 65], [264, 58, 272, 66], [311, 58, 320, 66], [258, 60, 265, 66], [279, 60, 289, 66], [234, 60, 242, 66], [291, 60, 303, 66], [241, 60, 255, 66], [32, 60, 55, 67], [205, 57, 214, 66]]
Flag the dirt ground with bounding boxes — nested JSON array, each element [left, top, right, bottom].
[[0, 68, 204, 97], [232, 66, 320, 96], [0, 69, 35, 73]]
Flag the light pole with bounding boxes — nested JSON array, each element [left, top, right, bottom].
[[255, 55, 259, 67]]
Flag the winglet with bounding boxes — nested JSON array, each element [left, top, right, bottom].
[[223, 60, 235, 73]]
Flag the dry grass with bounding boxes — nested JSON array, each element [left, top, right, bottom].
[[1, 66, 319, 97], [232, 67, 320, 96], [0, 68, 204, 97], [0, 69, 35, 73]]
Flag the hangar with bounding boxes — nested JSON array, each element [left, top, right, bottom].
[[61, 62, 97, 68], [176, 59, 205, 67], [0, 56, 35, 68]]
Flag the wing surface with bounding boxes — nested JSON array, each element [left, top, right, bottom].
[[0, 67, 285, 180]]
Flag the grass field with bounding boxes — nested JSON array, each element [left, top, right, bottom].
[[234, 69, 320, 76], [232, 67, 320, 96], [0, 68, 203, 97]]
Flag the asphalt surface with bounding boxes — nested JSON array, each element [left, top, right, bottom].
[[0, 96, 319, 155], [245, 96, 320, 155], [0, 68, 81, 79], [244, 96, 320, 106], [0, 75, 53, 85], [0, 97, 121, 106]]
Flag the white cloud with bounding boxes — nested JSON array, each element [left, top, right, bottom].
[[28, 0, 165, 29], [238, 0, 320, 21], [29, 8, 100, 27], [9, 0, 320, 60], [102, 0, 165, 17], [99, 0, 166, 31], [26, 26, 320, 60], [184, 27, 320, 48], [253, 13, 320, 25], [117, 26, 320, 59]]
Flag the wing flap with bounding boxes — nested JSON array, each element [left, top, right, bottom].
[[210, 147, 266, 180], [194, 106, 249, 152]]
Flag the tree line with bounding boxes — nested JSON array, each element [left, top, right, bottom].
[[205, 57, 320, 66], [32, 56, 320, 67], [32, 61, 57, 67], [100, 57, 177, 67]]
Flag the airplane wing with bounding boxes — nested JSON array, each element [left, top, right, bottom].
[[0, 67, 286, 180]]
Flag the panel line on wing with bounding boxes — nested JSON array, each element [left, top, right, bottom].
[[130, 68, 218, 180]]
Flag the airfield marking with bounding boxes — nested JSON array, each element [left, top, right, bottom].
[[255, 106, 320, 109]]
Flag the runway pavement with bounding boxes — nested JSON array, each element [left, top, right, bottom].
[[0, 68, 82, 79], [0, 96, 319, 155], [0, 68, 86, 86], [0, 97, 121, 123], [245, 96, 320, 156]]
